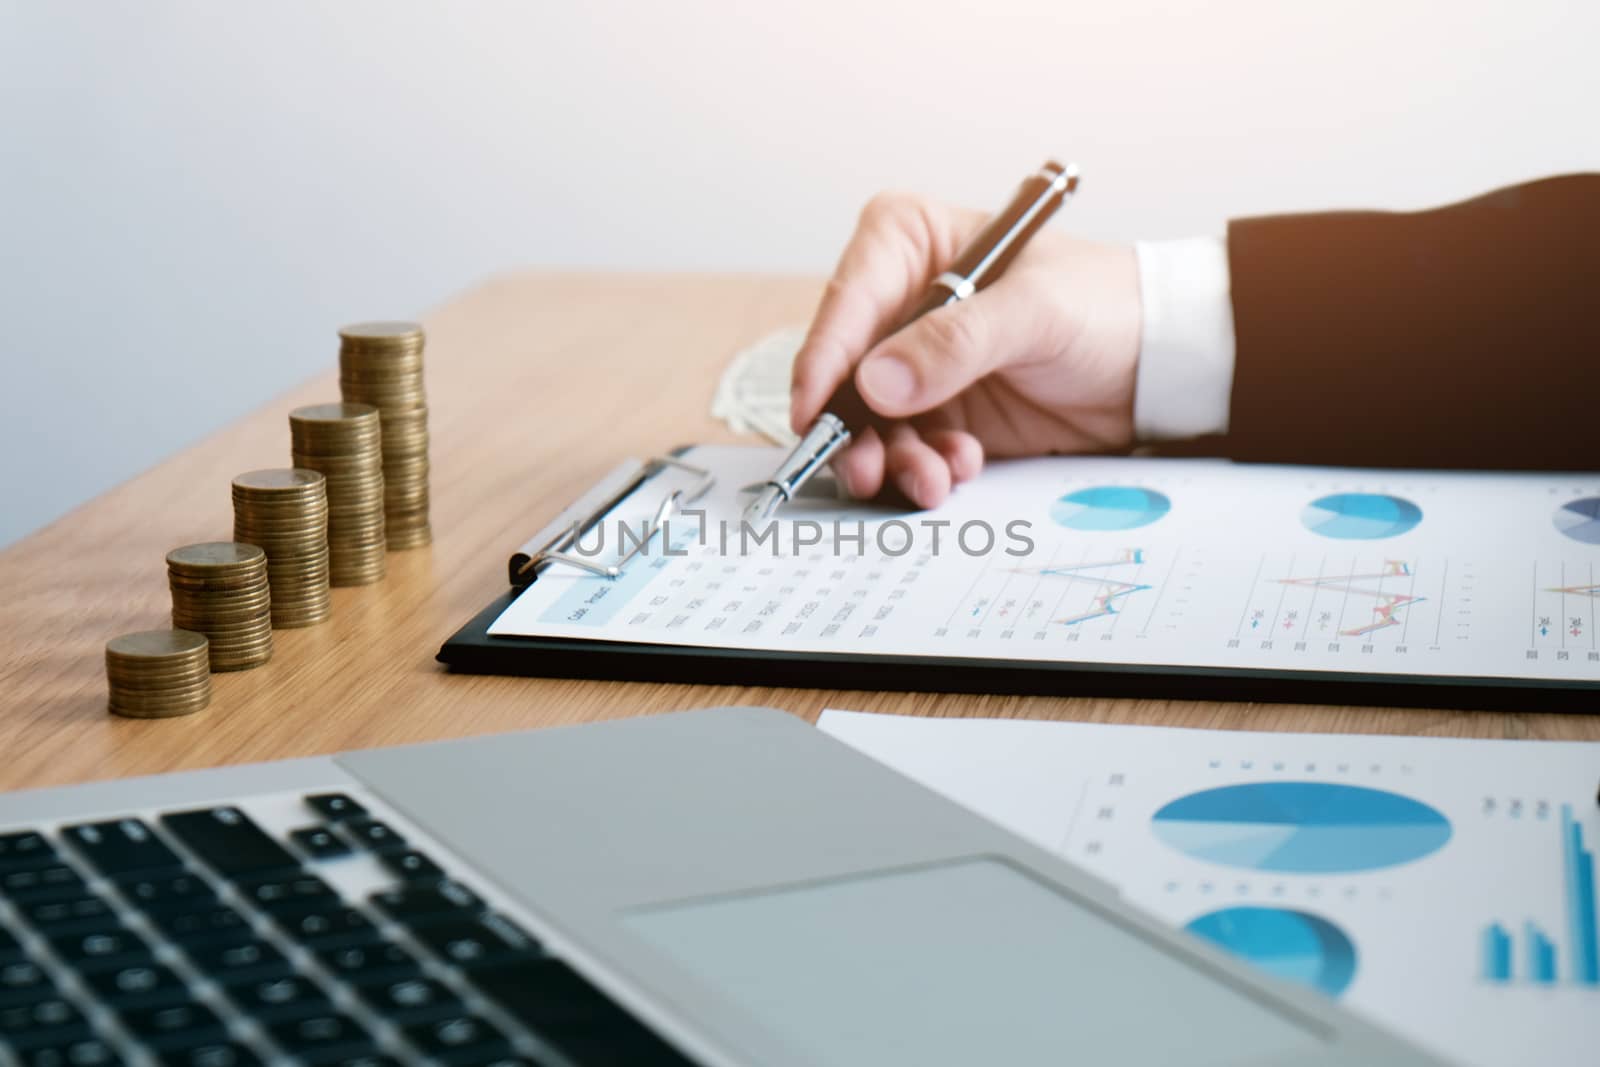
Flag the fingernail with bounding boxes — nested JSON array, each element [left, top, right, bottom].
[[858, 355, 916, 407]]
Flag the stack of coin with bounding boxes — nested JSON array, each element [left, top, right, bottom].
[[167, 542, 273, 671], [105, 629, 212, 719], [289, 403, 386, 585], [232, 469, 332, 628], [338, 321, 431, 549]]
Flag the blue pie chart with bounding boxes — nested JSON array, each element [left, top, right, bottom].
[[1555, 497, 1600, 545], [1302, 493, 1422, 540], [1185, 907, 1357, 998], [1151, 781, 1451, 874], [1051, 487, 1170, 531]]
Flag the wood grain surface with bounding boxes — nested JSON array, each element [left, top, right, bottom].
[[2, 272, 1593, 793]]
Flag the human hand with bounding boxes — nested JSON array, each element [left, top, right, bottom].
[[789, 191, 1143, 509]]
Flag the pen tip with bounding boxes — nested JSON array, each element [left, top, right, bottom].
[[744, 487, 781, 524]]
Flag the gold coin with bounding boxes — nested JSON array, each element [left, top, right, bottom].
[[109, 691, 211, 719], [166, 542, 267, 574], [339, 320, 423, 342], [106, 671, 210, 692], [211, 653, 272, 673], [173, 612, 272, 632], [387, 530, 433, 549], [233, 468, 326, 493], [168, 575, 269, 596], [170, 585, 269, 602], [290, 401, 380, 423], [106, 629, 208, 661]]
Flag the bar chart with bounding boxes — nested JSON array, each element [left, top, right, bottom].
[[1480, 805, 1599, 987]]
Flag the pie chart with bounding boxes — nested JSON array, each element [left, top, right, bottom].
[[1555, 497, 1600, 545], [1184, 907, 1357, 998], [1051, 487, 1170, 531], [1301, 493, 1422, 540], [1151, 781, 1451, 874]]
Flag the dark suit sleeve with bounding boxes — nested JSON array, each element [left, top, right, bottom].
[[1215, 174, 1599, 470]]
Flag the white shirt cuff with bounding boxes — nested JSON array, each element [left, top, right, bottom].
[[1133, 236, 1237, 440]]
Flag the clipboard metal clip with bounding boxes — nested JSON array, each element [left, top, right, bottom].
[[514, 456, 714, 585]]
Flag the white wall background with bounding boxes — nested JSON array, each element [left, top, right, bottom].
[[2, 1, 1596, 547]]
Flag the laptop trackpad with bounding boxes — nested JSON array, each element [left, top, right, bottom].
[[623, 857, 1323, 1067]]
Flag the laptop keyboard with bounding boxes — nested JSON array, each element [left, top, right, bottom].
[[0, 796, 695, 1067]]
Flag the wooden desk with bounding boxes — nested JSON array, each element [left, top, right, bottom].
[[2, 273, 1593, 792]]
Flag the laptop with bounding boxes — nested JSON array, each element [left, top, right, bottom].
[[0, 705, 1441, 1067]]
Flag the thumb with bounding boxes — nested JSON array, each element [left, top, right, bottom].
[[853, 282, 1024, 419]]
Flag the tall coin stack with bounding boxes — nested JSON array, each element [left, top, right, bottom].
[[289, 403, 386, 585], [232, 469, 332, 628], [338, 321, 431, 549], [167, 542, 273, 671], [105, 629, 212, 719]]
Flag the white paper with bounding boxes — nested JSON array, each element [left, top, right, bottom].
[[816, 709, 1600, 1067], [491, 445, 1600, 687]]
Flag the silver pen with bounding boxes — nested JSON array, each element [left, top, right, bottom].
[[744, 160, 1080, 522]]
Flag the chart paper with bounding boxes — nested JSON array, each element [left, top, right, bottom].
[[818, 709, 1600, 1067]]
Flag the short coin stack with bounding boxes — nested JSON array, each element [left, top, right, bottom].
[[232, 469, 332, 628], [289, 403, 386, 585], [167, 542, 273, 671], [338, 321, 431, 549], [105, 629, 212, 719]]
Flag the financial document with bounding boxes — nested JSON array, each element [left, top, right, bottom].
[[817, 709, 1600, 1067], [490, 445, 1600, 685]]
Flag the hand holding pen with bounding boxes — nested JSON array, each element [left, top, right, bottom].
[[749, 160, 1145, 520]]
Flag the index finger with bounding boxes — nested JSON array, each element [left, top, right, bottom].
[[789, 194, 984, 432]]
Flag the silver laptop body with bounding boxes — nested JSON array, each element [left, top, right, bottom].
[[0, 706, 1442, 1067]]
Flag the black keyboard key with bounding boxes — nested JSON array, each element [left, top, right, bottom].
[[305, 794, 368, 823], [289, 828, 353, 861], [312, 940, 420, 987], [184, 939, 294, 985], [267, 1013, 373, 1062], [117, 872, 218, 915], [379, 850, 443, 883], [237, 874, 337, 916], [0, 925, 24, 963], [151, 906, 253, 945], [0, 996, 92, 1051], [47, 927, 151, 971], [158, 1042, 261, 1067], [119, 1000, 227, 1049], [343, 820, 406, 853], [471, 958, 695, 1066], [278, 906, 377, 949], [401, 1014, 512, 1063], [357, 976, 464, 1023], [61, 819, 184, 879], [2, 866, 86, 902], [224, 975, 332, 1022], [81, 962, 190, 1009], [159, 808, 298, 879], [370, 881, 481, 924], [409, 914, 541, 970], [22, 1036, 122, 1066], [0, 960, 56, 1006], [0, 833, 57, 872], [18, 894, 118, 933]]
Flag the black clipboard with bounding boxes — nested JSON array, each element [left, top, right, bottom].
[[437, 451, 1600, 713]]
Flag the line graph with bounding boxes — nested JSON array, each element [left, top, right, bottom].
[[1027, 549, 1154, 626], [1277, 561, 1425, 637]]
